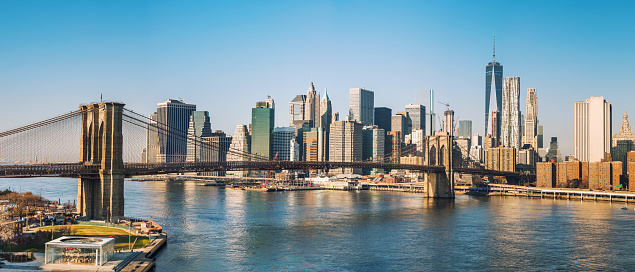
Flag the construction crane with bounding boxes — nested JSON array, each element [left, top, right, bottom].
[[437, 101, 450, 111], [262, 152, 279, 188], [453, 115, 460, 135]]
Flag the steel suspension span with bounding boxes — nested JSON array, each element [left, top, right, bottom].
[[0, 101, 535, 221]]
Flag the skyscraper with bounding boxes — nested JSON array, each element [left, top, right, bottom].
[[374, 107, 392, 132], [574, 96, 612, 162], [458, 120, 472, 139], [186, 111, 213, 162], [501, 77, 520, 149], [227, 125, 251, 170], [304, 82, 320, 128], [319, 89, 332, 131], [144, 112, 159, 163], [485, 37, 503, 136], [405, 104, 426, 135], [329, 120, 363, 174], [349, 88, 374, 126], [392, 113, 408, 142], [289, 95, 305, 126], [156, 99, 196, 162], [252, 99, 275, 159], [523, 88, 538, 148], [273, 127, 297, 161]]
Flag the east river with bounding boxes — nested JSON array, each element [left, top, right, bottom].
[[2, 178, 635, 271]]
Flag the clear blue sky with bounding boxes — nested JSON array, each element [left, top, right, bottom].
[[1, 0, 634, 156]]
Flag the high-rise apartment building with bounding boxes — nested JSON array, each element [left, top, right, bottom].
[[251, 100, 275, 159], [523, 88, 538, 148], [329, 121, 363, 174], [574, 96, 612, 162], [349, 88, 374, 126], [501, 77, 521, 149], [485, 38, 503, 136], [405, 104, 426, 135], [156, 99, 196, 163], [186, 111, 213, 162], [458, 120, 472, 139], [374, 107, 392, 132]]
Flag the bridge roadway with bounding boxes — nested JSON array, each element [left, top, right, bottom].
[[0, 161, 533, 179], [0, 161, 445, 178]]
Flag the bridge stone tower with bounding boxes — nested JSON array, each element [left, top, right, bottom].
[[423, 133, 455, 198], [77, 102, 125, 222]]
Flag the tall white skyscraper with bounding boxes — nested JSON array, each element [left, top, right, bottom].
[[349, 88, 374, 126], [304, 82, 320, 128], [523, 88, 538, 148], [574, 96, 612, 162], [501, 77, 520, 149]]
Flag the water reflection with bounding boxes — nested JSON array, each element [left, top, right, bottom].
[[0, 178, 634, 271]]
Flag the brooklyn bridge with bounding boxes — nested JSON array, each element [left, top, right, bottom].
[[0, 102, 533, 222]]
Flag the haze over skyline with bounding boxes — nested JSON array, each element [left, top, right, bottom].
[[1, 1, 634, 156]]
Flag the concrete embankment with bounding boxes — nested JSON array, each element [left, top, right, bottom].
[[457, 184, 635, 203], [116, 233, 167, 272]]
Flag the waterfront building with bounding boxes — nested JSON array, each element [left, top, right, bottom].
[[484, 147, 516, 172], [349, 88, 374, 126], [252, 100, 275, 159], [227, 125, 251, 178], [273, 127, 297, 161], [458, 120, 472, 139], [501, 77, 521, 149], [405, 104, 426, 135], [574, 96, 612, 162], [546, 137, 562, 162], [374, 107, 392, 132], [289, 95, 306, 126], [156, 99, 196, 163], [485, 37, 503, 137], [186, 111, 213, 162], [144, 112, 159, 163], [537, 162, 556, 188], [523, 88, 538, 148], [329, 120, 363, 174]]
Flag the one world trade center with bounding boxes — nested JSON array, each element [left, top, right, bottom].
[[485, 36, 503, 139]]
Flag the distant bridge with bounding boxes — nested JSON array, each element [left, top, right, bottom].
[[0, 101, 534, 221]]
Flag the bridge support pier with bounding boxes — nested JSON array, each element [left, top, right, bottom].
[[77, 102, 125, 222]]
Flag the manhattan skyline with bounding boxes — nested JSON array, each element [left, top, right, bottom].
[[1, 1, 634, 157]]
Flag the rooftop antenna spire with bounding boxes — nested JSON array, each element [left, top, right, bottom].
[[493, 34, 496, 62]]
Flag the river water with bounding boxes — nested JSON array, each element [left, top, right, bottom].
[[2, 178, 635, 271]]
